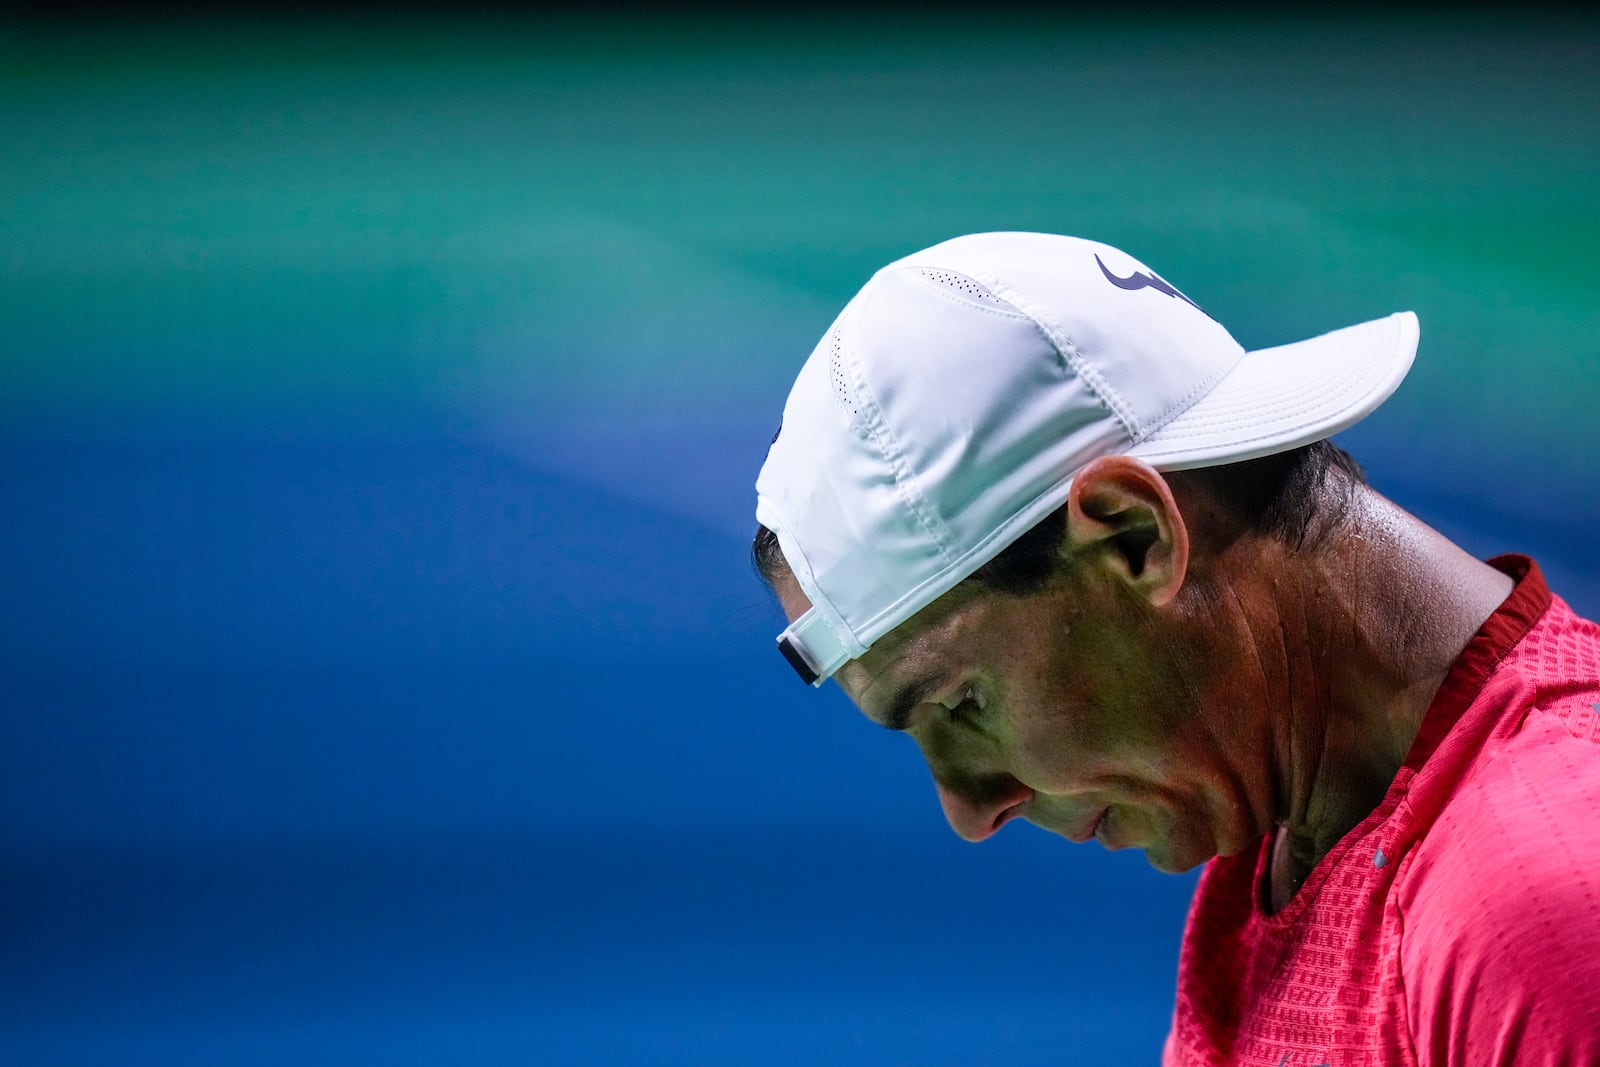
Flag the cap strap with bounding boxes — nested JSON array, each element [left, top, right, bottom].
[[776, 609, 851, 688]]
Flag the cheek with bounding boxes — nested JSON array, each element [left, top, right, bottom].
[[1006, 730, 1077, 790], [1005, 693, 1117, 789], [994, 599, 1195, 787], [1007, 671, 1200, 793]]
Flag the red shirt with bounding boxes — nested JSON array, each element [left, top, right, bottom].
[[1164, 557, 1600, 1066]]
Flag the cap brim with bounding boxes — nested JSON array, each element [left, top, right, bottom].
[[1129, 311, 1418, 471]]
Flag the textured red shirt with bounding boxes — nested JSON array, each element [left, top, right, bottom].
[[1164, 557, 1600, 1066]]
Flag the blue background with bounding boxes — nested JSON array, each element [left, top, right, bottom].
[[2, 11, 1596, 1065]]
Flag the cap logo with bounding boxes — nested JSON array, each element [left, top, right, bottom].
[[1095, 253, 1205, 315]]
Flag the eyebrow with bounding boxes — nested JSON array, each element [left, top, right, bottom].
[[878, 673, 942, 732]]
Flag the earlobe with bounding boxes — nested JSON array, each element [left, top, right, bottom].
[[1066, 456, 1190, 607]]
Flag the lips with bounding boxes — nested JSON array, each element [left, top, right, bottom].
[[1069, 807, 1109, 844], [1094, 807, 1131, 851]]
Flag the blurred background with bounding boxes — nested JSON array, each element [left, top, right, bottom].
[[2, 8, 1596, 1065]]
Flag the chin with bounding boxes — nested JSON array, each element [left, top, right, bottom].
[[1145, 851, 1203, 876], [1142, 832, 1216, 874], [1144, 850, 1210, 875]]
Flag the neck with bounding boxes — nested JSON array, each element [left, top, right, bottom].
[[1214, 490, 1513, 911]]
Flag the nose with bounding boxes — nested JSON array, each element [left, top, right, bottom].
[[934, 773, 1036, 842]]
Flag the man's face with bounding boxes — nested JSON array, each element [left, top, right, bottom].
[[774, 563, 1253, 874]]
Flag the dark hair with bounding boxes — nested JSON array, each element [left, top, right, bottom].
[[752, 439, 1366, 598], [1198, 438, 1366, 552]]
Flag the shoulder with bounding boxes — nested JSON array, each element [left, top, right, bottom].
[[1397, 692, 1600, 1065]]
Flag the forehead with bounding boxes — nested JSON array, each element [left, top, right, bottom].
[[771, 568, 813, 629], [773, 567, 990, 712]]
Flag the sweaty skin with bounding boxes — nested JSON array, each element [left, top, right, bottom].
[[773, 455, 1513, 911]]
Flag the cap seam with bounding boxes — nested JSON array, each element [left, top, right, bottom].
[[852, 473, 1081, 649], [975, 273, 1138, 438], [1146, 340, 1397, 433], [1133, 390, 1393, 465], [1137, 342, 1243, 443], [841, 322, 959, 568]]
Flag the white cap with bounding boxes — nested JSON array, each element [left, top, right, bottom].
[[755, 232, 1418, 686]]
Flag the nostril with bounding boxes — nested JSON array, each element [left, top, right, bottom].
[[992, 790, 1035, 833], [936, 776, 1034, 842]]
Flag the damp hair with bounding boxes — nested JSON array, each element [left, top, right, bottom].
[[751, 439, 1367, 597]]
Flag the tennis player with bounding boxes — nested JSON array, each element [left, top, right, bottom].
[[752, 233, 1600, 1065]]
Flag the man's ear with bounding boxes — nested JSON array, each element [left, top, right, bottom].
[[1065, 455, 1189, 607]]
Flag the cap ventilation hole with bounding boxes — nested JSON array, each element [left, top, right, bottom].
[[828, 327, 871, 433], [917, 269, 1022, 313]]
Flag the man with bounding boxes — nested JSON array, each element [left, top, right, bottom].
[[751, 232, 1600, 1065]]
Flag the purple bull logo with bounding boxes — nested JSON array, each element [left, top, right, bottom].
[[1095, 253, 1208, 317]]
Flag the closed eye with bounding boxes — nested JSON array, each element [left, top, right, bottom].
[[947, 688, 984, 727]]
